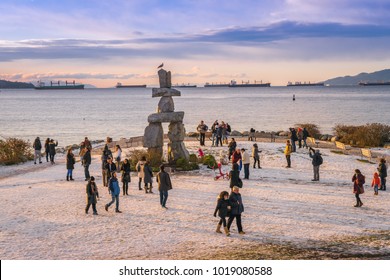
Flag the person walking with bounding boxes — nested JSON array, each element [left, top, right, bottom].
[[101, 145, 112, 187], [105, 172, 122, 213], [213, 191, 231, 236], [33, 137, 42, 164], [378, 158, 387, 191], [284, 140, 292, 168], [121, 158, 131, 196], [156, 165, 172, 209], [85, 176, 99, 215], [196, 120, 208, 146], [309, 147, 323, 181], [352, 169, 365, 207], [227, 186, 245, 235], [143, 160, 154, 193], [241, 148, 250, 179], [229, 163, 242, 189], [82, 147, 92, 181], [44, 138, 50, 162], [371, 172, 381, 195], [252, 143, 261, 168], [136, 156, 146, 190], [66, 148, 76, 181], [48, 139, 58, 164]]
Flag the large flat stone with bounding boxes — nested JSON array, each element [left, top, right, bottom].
[[157, 96, 174, 113], [148, 112, 184, 123], [143, 123, 163, 148], [152, 88, 181, 98]]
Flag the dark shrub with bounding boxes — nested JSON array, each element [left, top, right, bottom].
[[295, 123, 321, 139], [333, 123, 390, 147], [0, 138, 34, 165]]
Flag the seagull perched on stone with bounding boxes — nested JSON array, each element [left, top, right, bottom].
[[157, 63, 164, 69]]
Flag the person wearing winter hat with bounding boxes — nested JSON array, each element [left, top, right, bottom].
[[85, 176, 99, 215]]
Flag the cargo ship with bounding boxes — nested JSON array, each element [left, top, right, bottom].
[[358, 81, 390, 86], [228, 80, 271, 87], [34, 81, 84, 90], [116, 83, 147, 88], [204, 82, 229, 87], [287, 81, 325, 86], [172, 83, 197, 88]]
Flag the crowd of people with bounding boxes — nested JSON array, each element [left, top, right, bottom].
[[196, 120, 232, 147], [31, 127, 388, 235]]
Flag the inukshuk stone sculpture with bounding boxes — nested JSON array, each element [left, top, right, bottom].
[[143, 68, 189, 163]]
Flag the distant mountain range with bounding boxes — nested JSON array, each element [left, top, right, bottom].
[[323, 69, 390, 86], [0, 80, 34, 89]]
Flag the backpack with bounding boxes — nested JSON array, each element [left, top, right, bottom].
[[318, 155, 323, 165]]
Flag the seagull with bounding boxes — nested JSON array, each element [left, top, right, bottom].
[[157, 63, 164, 69]]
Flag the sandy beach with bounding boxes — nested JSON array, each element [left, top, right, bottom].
[[1, 139, 390, 260]]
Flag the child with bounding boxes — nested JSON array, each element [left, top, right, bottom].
[[213, 191, 231, 236], [197, 148, 204, 158], [371, 172, 381, 195]]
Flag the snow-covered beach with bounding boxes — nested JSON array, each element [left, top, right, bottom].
[[1, 140, 389, 260]]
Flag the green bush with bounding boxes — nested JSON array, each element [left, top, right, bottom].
[[202, 154, 217, 169], [295, 123, 321, 139], [0, 138, 34, 165], [333, 123, 390, 147], [189, 153, 198, 163], [175, 157, 199, 171]]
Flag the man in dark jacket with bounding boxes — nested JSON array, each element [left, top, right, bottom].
[[156, 165, 172, 209], [227, 186, 245, 235], [48, 139, 58, 164], [33, 137, 42, 164], [302, 128, 309, 149], [82, 147, 92, 181], [309, 147, 323, 181], [85, 176, 98, 215], [289, 128, 298, 152], [378, 158, 387, 191], [104, 157, 117, 190], [196, 120, 208, 146]]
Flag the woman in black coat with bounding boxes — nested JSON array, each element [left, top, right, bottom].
[[121, 159, 131, 195], [227, 186, 245, 234], [66, 148, 75, 181], [213, 191, 231, 236], [229, 163, 242, 189], [48, 139, 58, 164]]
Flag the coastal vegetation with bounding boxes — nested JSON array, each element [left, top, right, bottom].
[[333, 123, 390, 147], [0, 79, 34, 89], [295, 123, 321, 138], [0, 137, 33, 165]]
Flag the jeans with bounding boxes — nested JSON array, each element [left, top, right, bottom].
[[313, 165, 320, 180], [291, 140, 296, 152], [84, 164, 90, 179], [211, 133, 217, 146], [107, 195, 119, 210], [160, 190, 168, 207], [67, 169, 73, 177], [302, 139, 308, 148], [380, 176, 386, 190], [374, 184, 379, 193], [253, 157, 260, 168], [50, 153, 55, 163], [243, 163, 250, 179], [227, 214, 243, 232], [216, 136, 222, 147], [200, 133, 205, 146], [123, 181, 129, 195]]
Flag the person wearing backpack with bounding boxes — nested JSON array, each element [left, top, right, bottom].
[[309, 147, 323, 181]]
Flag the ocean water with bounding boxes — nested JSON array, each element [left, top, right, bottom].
[[0, 86, 389, 147]]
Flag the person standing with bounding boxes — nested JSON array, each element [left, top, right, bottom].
[[213, 191, 231, 236], [48, 139, 58, 164], [121, 158, 131, 196], [136, 156, 146, 191], [228, 138, 237, 161], [284, 140, 292, 168], [289, 128, 298, 152], [66, 148, 76, 181], [143, 160, 153, 193], [221, 121, 228, 144], [196, 120, 208, 146], [352, 169, 365, 207], [211, 120, 218, 147], [302, 127, 309, 149], [231, 148, 242, 165], [104, 157, 117, 191], [216, 124, 223, 147], [101, 145, 112, 187], [82, 147, 92, 181], [85, 176, 99, 215], [229, 163, 242, 189], [241, 148, 250, 179], [309, 147, 323, 181], [33, 137, 42, 164], [105, 172, 122, 213], [156, 165, 172, 209], [378, 158, 387, 191], [114, 144, 122, 171], [227, 186, 245, 235], [371, 172, 381, 195], [44, 138, 50, 162], [84, 137, 92, 150], [252, 143, 261, 169], [297, 128, 303, 149]]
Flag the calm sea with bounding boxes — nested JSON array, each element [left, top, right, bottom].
[[0, 86, 389, 147]]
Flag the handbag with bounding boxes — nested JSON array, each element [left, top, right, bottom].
[[358, 185, 364, 194], [237, 178, 243, 188]]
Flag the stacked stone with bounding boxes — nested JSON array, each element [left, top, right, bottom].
[[143, 69, 189, 163]]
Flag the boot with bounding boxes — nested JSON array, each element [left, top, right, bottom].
[[70, 176, 74, 181], [66, 176, 69, 181], [224, 227, 230, 236], [216, 224, 222, 234], [359, 201, 363, 207]]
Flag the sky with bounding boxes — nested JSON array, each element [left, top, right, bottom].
[[1, 0, 390, 87]]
